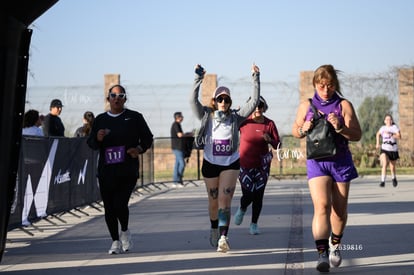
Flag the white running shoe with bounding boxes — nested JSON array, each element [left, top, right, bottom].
[[172, 183, 184, 188], [120, 230, 133, 252], [108, 240, 121, 255], [329, 237, 342, 267], [217, 235, 230, 253]]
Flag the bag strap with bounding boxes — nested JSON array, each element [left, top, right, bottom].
[[308, 98, 320, 120]]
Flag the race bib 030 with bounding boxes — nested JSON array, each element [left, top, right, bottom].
[[212, 139, 232, 156]]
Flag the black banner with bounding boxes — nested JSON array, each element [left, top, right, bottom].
[[8, 136, 100, 230]]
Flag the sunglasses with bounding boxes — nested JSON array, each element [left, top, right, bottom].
[[215, 96, 231, 104], [109, 93, 126, 99]]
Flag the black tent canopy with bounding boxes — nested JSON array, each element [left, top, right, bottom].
[[0, 0, 58, 262]]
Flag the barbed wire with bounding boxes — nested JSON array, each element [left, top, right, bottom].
[[25, 67, 410, 137]]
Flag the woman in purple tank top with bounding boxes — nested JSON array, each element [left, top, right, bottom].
[[292, 65, 362, 272]]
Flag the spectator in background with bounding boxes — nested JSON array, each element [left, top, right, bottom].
[[43, 99, 65, 137], [170, 111, 193, 186], [376, 114, 401, 187], [74, 111, 95, 137], [22, 109, 44, 136]]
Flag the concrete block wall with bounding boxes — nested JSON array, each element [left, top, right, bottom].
[[398, 68, 414, 159], [152, 139, 200, 171], [297, 71, 314, 165], [104, 74, 120, 111], [201, 74, 218, 105]]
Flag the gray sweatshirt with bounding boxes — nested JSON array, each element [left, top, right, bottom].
[[190, 71, 260, 165]]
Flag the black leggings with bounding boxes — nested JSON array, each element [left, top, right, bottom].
[[239, 185, 266, 224], [98, 176, 137, 241]]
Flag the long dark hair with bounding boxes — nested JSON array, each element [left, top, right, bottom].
[[82, 111, 95, 136]]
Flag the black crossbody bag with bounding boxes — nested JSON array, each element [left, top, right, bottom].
[[306, 99, 337, 159]]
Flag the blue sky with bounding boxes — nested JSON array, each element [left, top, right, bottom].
[[28, 0, 414, 87]]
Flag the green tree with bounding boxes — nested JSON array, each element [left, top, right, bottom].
[[357, 95, 393, 145]]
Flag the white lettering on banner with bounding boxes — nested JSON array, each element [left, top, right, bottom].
[[77, 159, 88, 185], [54, 169, 71, 185], [22, 139, 59, 225], [21, 175, 34, 226]]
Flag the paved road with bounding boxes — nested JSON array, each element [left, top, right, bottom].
[[1, 175, 413, 274]]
